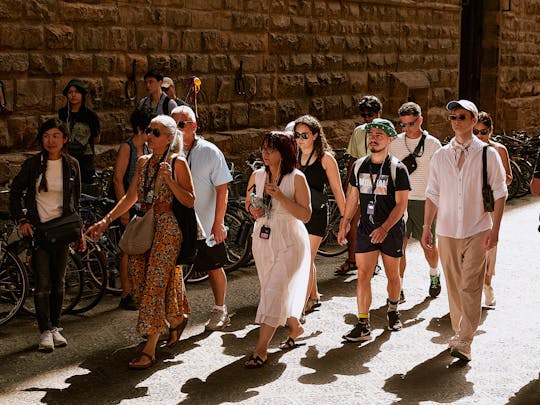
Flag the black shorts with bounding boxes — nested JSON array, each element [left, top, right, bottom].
[[192, 240, 227, 272], [305, 204, 328, 237], [355, 220, 405, 258]]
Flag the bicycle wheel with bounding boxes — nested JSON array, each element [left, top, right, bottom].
[[67, 244, 107, 314], [0, 247, 28, 327], [98, 225, 123, 296], [184, 264, 209, 283], [223, 211, 252, 274], [317, 198, 347, 257], [61, 252, 84, 314], [507, 160, 521, 200], [516, 159, 533, 197]]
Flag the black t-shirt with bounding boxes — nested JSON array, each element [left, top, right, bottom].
[[58, 106, 100, 156], [349, 155, 411, 228]]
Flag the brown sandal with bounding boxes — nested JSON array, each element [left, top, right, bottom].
[[166, 316, 189, 348], [128, 352, 156, 370], [335, 260, 357, 276]]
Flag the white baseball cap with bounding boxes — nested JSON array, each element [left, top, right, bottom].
[[162, 77, 174, 89], [446, 99, 478, 117]]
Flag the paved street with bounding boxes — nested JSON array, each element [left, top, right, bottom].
[[1, 196, 539, 405]]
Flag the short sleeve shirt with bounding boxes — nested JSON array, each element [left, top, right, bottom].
[[347, 124, 369, 159], [349, 155, 411, 228], [185, 137, 233, 236]]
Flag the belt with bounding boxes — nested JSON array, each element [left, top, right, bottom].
[[141, 202, 173, 214]]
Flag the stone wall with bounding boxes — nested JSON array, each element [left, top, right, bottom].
[[0, 0, 464, 153], [497, 0, 540, 133]]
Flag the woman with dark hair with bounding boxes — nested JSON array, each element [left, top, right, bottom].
[[113, 108, 153, 310], [58, 79, 100, 189], [473, 111, 512, 307], [244, 131, 312, 368], [87, 115, 194, 369], [10, 119, 84, 352], [293, 115, 345, 318]]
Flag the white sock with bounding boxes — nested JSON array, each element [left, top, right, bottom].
[[429, 267, 439, 276], [214, 304, 226, 312]]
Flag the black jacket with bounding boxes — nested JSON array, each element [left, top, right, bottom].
[[9, 153, 81, 226]]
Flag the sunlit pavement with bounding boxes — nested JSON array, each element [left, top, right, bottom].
[[1, 196, 539, 404]]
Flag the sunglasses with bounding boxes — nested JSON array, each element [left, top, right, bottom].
[[177, 121, 194, 128], [448, 114, 468, 121], [399, 117, 419, 128], [473, 128, 490, 136], [294, 131, 310, 140], [145, 127, 161, 137], [361, 112, 376, 119]]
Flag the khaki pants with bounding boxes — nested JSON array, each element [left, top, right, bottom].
[[438, 232, 487, 343]]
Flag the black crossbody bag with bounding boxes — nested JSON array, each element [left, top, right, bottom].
[[482, 145, 495, 212], [401, 133, 426, 175]]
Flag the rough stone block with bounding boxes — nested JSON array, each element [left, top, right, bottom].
[[227, 33, 267, 52], [94, 54, 117, 74], [232, 12, 269, 31], [209, 104, 231, 130], [183, 30, 202, 52], [248, 101, 276, 127], [324, 95, 342, 119], [290, 54, 312, 72], [0, 54, 29, 73], [170, 54, 187, 73], [231, 102, 249, 127], [60, 3, 118, 23], [0, 25, 44, 49], [136, 28, 164, 51], [29, 54, 62, 75], [0, 0, 23, 19], [202, 31, 225, 52], [255, 75, 274, 99], [187, 55, 209, 74], [16, 79, 53, 113], [277, 75, 305, 98], [310, 97, 325, 118], [348, 72, 368, 93], [118, 5, 150, 25], [216, 77, 234, 102], [63, 54, 94, 75], [7, 116, 39, 149], [270, 15, 290, 30], [229, 55, 263, 74], [166, 8, 191, 27], [147, 55, 172, 73], [44, 25, 74, 50], [102, 77, 125, 108]]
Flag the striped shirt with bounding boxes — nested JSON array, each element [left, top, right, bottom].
[[389, 130, 441, 200]]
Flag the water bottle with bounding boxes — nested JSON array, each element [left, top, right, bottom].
[[206, 226, 229, 247]]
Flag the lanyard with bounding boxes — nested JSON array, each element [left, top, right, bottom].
[[368, 157, 386, 195], [143, 147, 169, 199], [185, 137, 198, 169]]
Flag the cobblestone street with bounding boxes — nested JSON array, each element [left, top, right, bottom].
[[1, 196, 539, 405]]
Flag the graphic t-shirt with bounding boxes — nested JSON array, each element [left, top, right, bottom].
[[349, 155, 411, 229]]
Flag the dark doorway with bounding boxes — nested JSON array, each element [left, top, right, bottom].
[[459, 0, 484, 102]]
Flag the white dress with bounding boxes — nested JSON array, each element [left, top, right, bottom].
[[251, 168, 311, 327]]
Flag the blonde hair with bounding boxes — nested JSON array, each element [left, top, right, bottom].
[[151, 115, 183, 154]]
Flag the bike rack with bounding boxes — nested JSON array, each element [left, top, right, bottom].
[[125, 60, 137, 102]]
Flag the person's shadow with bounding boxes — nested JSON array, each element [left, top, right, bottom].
[[383, 350, 473, 404], [298, 298, 432, 385]]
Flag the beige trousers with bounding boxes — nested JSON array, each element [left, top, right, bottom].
[[438, 232, 487, 343]]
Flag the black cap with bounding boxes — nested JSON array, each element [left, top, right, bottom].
[[63, 79, 87, 96]]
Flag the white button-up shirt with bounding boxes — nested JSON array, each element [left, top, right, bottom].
[[425, 136, 507, 239]]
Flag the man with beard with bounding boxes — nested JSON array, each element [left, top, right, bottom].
[[338, 118, 410, 341]]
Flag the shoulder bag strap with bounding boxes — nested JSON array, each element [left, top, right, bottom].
[[482, 145, 488, 189], [413, 133, 427, 157]]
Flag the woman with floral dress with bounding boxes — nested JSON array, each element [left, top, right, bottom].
[[87, 115, 194, 369]]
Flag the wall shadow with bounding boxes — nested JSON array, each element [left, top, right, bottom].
[[506, 373, 540, 404]]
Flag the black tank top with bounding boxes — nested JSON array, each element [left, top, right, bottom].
[[298, 150, 328, 193]]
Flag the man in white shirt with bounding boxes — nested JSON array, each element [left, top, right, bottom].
[[172, 106, 233, 331], [422, 100, 507, 361], [389, 102, 442, 303]]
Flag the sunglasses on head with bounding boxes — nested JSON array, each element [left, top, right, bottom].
[[361, 112, 376, 119], [473, 128, 490, 136], [448, 114, 468, 121], [294, 131, 310, 140], [177, 121, 193, 128], [145, 127, 161, 137], [399, 117, 419, 128]]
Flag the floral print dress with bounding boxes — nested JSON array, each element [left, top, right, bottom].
[[129, 155, 190, 337]]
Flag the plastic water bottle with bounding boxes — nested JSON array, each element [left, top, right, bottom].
[[206, 226, 229, 247]]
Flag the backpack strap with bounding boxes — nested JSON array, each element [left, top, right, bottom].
[[412, 133, 427, 157], [163, 96, 170, 115], [353, 153, 399, 187]]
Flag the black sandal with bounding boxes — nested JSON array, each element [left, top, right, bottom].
[[335, 260, 358, 276], [244, 353, 267, 369], [279, 337, 298, 350], [304, 297, 321, 314], [165, 316, 189, 348]]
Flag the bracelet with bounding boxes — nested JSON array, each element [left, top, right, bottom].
[[422, 224, 431, 228], [18, 218, 29, 225], [104, 214, 112, 225]]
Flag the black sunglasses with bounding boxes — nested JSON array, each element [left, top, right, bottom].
[[473, 128, 490, 136], [145, 127, 161, 137], [399, 117, 419, 128], [294, 131, 310, 140], [361, 112, 376, 119], [448, 114, 468, 121], [177, 121, 193, 129]]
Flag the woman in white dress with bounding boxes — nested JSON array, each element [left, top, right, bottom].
[[244, 131, 312, 368]]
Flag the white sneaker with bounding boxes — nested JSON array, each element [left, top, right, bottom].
[[205, 308, 231, 331], [38, 330, 54, 352], [51, 327, 68, 347], [484, 285, 496, 307]]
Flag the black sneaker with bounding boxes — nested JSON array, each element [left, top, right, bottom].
[[119, 294, 138, 311], [387, 311, 402, 331], [429, 274, 442, 298], [343, 320, 371, 342]]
